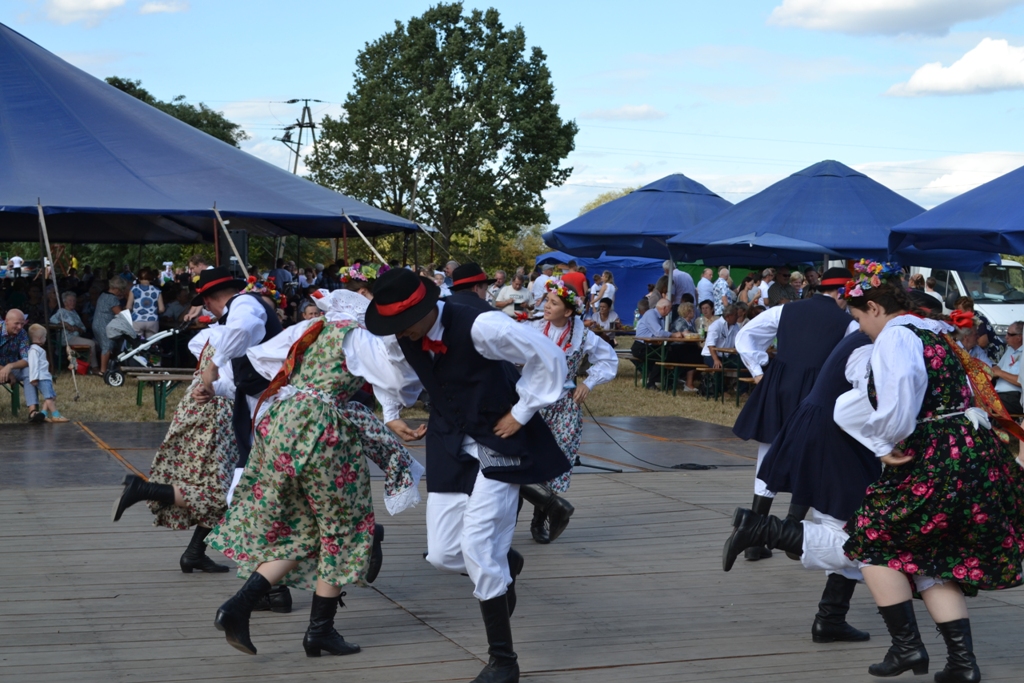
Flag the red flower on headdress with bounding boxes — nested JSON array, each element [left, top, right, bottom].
[[949, 310, 974, 329]]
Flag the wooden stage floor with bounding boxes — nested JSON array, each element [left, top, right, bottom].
[[2, 419, 1023, 682]]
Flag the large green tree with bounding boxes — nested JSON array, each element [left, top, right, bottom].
[[105, 76, 249, 147], [307, 3, 577, 251]]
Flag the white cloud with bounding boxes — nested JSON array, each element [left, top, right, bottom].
[[43, 0, 126, 25], [888, 38, 1024, 96], [769, 0, 1024, 36], [578, 104, 666, 121], [854, 152, 1024, 207], [139, 1, 188, 14]]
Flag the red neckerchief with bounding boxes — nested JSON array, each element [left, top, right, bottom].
[[543, 320, 572, 351], [422, 336, 448, 355]]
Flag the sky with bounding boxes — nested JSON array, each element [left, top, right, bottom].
[[5, 0, 1024, 229]]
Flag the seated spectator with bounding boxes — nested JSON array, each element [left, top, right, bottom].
[[697, 299, 717, 332], [735, 301, 749, 326], [790, 272, 805, 298], [960, 324, 991, 367], [433, 271, 452, 298], [590, 297, 620, 330], [802, 267, 820, 298], [767, 267, 798, 306], [299, 299, 322, 321], [673, 302, 697, 334], [494, 273, 532, 317], [747, 304, 766, 320], [702, 305, 741, 370], [992, 320, 1023, 413], [162, 286, 190, 323], [632, 298, 685, 389], [49, 291, 97, 370], [956, 296, 1004, 363]]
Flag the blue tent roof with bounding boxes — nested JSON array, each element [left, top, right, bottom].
[[535, 250, 663, 319], [889, 164, 1024, 259], [542, 174, 732, 258], [0, 22, 417, 243], [667, 160, 925, 262]]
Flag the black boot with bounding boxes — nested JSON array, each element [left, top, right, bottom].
[[472, 595, 519, 683], [112, 474, 174, 522], [366, 524, 384, 584], [743, 494, 774, 561], [529, 507, 550, 544], [811, 573, 870, 643], [867, 601, 929, 677], [722, 508, 802, 572], [214, 572, 272, 655], [302, 593, 361, 657], [934, 619, 981, 683], [505, 549, 524, 618], [253, 585, 293, 613], [520, 484, 574, 542], [180, 526, 230, 573], [784, 504, 810, 560]]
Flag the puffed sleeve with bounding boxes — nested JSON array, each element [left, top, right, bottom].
[[581, 329, 619, 390], [860, 326, 927, 456], [735, 304, 783, 378], [246, 320, 316, 381], [343, 328, 423, 423], [211, 295, 268, 369]]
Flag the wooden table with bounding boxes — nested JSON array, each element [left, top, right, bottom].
[[634, 335, 704, 388]]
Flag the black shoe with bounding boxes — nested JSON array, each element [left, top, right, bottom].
[[867, 601, 929, 677], [302, 593, 361, 657], [253, 585, 293, 613], [934, 619, 981, 682], [214, 572, 272, 655], [366, 524, 384, 584], [529, 507, 550, 544], [743, 494, 775, 562], [744, 546, 773, 561], [180, 526, 230, 573], [811, 574, 870, 643], [520, 484, 574, 543], [722, 508, 803, 572], [472, 595, 519, 683], [505, 549, 524, 618], [112, 474, 174, 522]]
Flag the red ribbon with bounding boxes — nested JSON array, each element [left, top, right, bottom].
[[949, 310, 974, 329], [421, 336, 448, 355], [196, 276, 236, 294], [452, 272, 487, 287], [819, 277, 849, 287], [376, 281, 426, 316]]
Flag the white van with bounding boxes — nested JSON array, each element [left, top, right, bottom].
[[911, 259, 1024, 337]]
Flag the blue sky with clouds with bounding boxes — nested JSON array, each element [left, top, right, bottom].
[[6, 0, 1024, 228]]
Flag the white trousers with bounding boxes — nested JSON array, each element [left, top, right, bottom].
[[426, 466, 520, 601], [754, 441, 776, 498], [800, 509, 863, 581]]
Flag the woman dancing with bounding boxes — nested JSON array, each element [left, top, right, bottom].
[[523, 280, 618, 543], [207, 288, 423, 657]]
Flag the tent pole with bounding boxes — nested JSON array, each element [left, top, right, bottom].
[[211, 206, 249, 279], [342, 223, 349, 264], [213, 217, 220, 267], [37, 202, 80, 401], [342, 214, 387, 264]]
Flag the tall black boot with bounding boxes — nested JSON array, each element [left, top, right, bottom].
[[253, 585, 292, 613], [784, 504, 810, 560], [811, 573, 870, 643], [302, 593, 361, 657], [366, 524, 384, 584], [722, 508, 802, 572], [867, 601, 929, 677], [529, 507, 550, 544], [520, 484, 574, 542], [112, 474, 174, 522], [472, 595, 519, 683], [934, 619, 981, 683], [744, 494, 774, 561], [180, 526, 230, 573], [214, 572, 272, 655], [505, 549, 524, 618]]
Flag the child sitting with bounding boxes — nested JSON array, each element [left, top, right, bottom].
[[27, 324, 68, 423]]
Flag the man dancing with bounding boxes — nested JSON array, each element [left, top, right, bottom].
[[348, 268, 570, 683]]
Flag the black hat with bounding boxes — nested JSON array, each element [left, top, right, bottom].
[[365, 268, 440, 336], [191, 266, 246, 305], [819, 267, 853, 290], [449, 262, 496, 291]]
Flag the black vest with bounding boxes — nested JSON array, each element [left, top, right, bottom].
[[219, 292, 283, 398], [397, 301, 569, 494], [448, 289, 494, 312]]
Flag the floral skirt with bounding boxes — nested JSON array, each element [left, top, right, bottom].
[[208, 394, 375, 591], [844, 417, 1024, 597], [147, 383, 237, 530], [541, 394, 582, 494]]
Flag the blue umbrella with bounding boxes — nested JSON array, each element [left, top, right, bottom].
[[543, 174, 732, 258], [698, 232, 832, 265], [667, 160, 925, 262]]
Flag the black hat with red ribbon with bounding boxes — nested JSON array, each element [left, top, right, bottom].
[[449, 262, 496, 291], [365, 268, 441, 336], [191, 266, 246, 305], [818, 267, 853, 291]]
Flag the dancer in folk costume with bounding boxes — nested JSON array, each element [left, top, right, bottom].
[[725, 264, 1024, 682], [526, 279, 618, 543], [732, 267, 859, 561], [207, 288, 423, 658], [350, 268, 570, 683]]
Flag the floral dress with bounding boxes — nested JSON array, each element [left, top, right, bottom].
[[208, 321, 417, 590], [844, 325, 1024, 596], [147, 341, 238, 530]]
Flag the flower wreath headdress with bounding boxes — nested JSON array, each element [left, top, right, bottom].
[[545, 278, 580, 313], [339, 267, 369, 285], [843, 259, 902, 299], [246, 274, 286, 308]]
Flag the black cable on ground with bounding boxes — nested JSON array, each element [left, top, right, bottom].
[[580, 401, 717, 471]]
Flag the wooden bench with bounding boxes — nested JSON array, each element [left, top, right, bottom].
[[1, 381, 19, 417], [135, 371, 195, 419], [655, 362, 709, 396]]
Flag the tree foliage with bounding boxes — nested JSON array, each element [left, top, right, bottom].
[[307, 2, 577, 250], [105, 77, 249, 147], [579, 187, 637, 215]]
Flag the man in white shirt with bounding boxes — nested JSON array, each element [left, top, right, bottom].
[[697, 268, 715, 306], [759, 268, 775, 301], [532, 263, 555, 312], [486, 270, 506, 305], [702, 305, 740, 369], [994, 321, 1023, 413], [494, 274, 532, 317], [8, 255, 24, 278]]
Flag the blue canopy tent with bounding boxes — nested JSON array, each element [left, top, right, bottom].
[[0, 22, 417, 244], [543, 174, 733, 258], [536, 251, 663, 321]]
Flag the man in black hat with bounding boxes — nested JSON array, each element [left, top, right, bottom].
[[449, 262, 496, 309], [345, 268, 569, 683]]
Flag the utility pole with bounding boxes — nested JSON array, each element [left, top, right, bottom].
[[272, 99, 323, 260]]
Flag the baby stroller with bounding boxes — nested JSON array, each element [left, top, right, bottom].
[[103, 311, 187, 387]]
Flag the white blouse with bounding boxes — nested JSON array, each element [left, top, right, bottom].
[[534, 317, 619, 396]]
